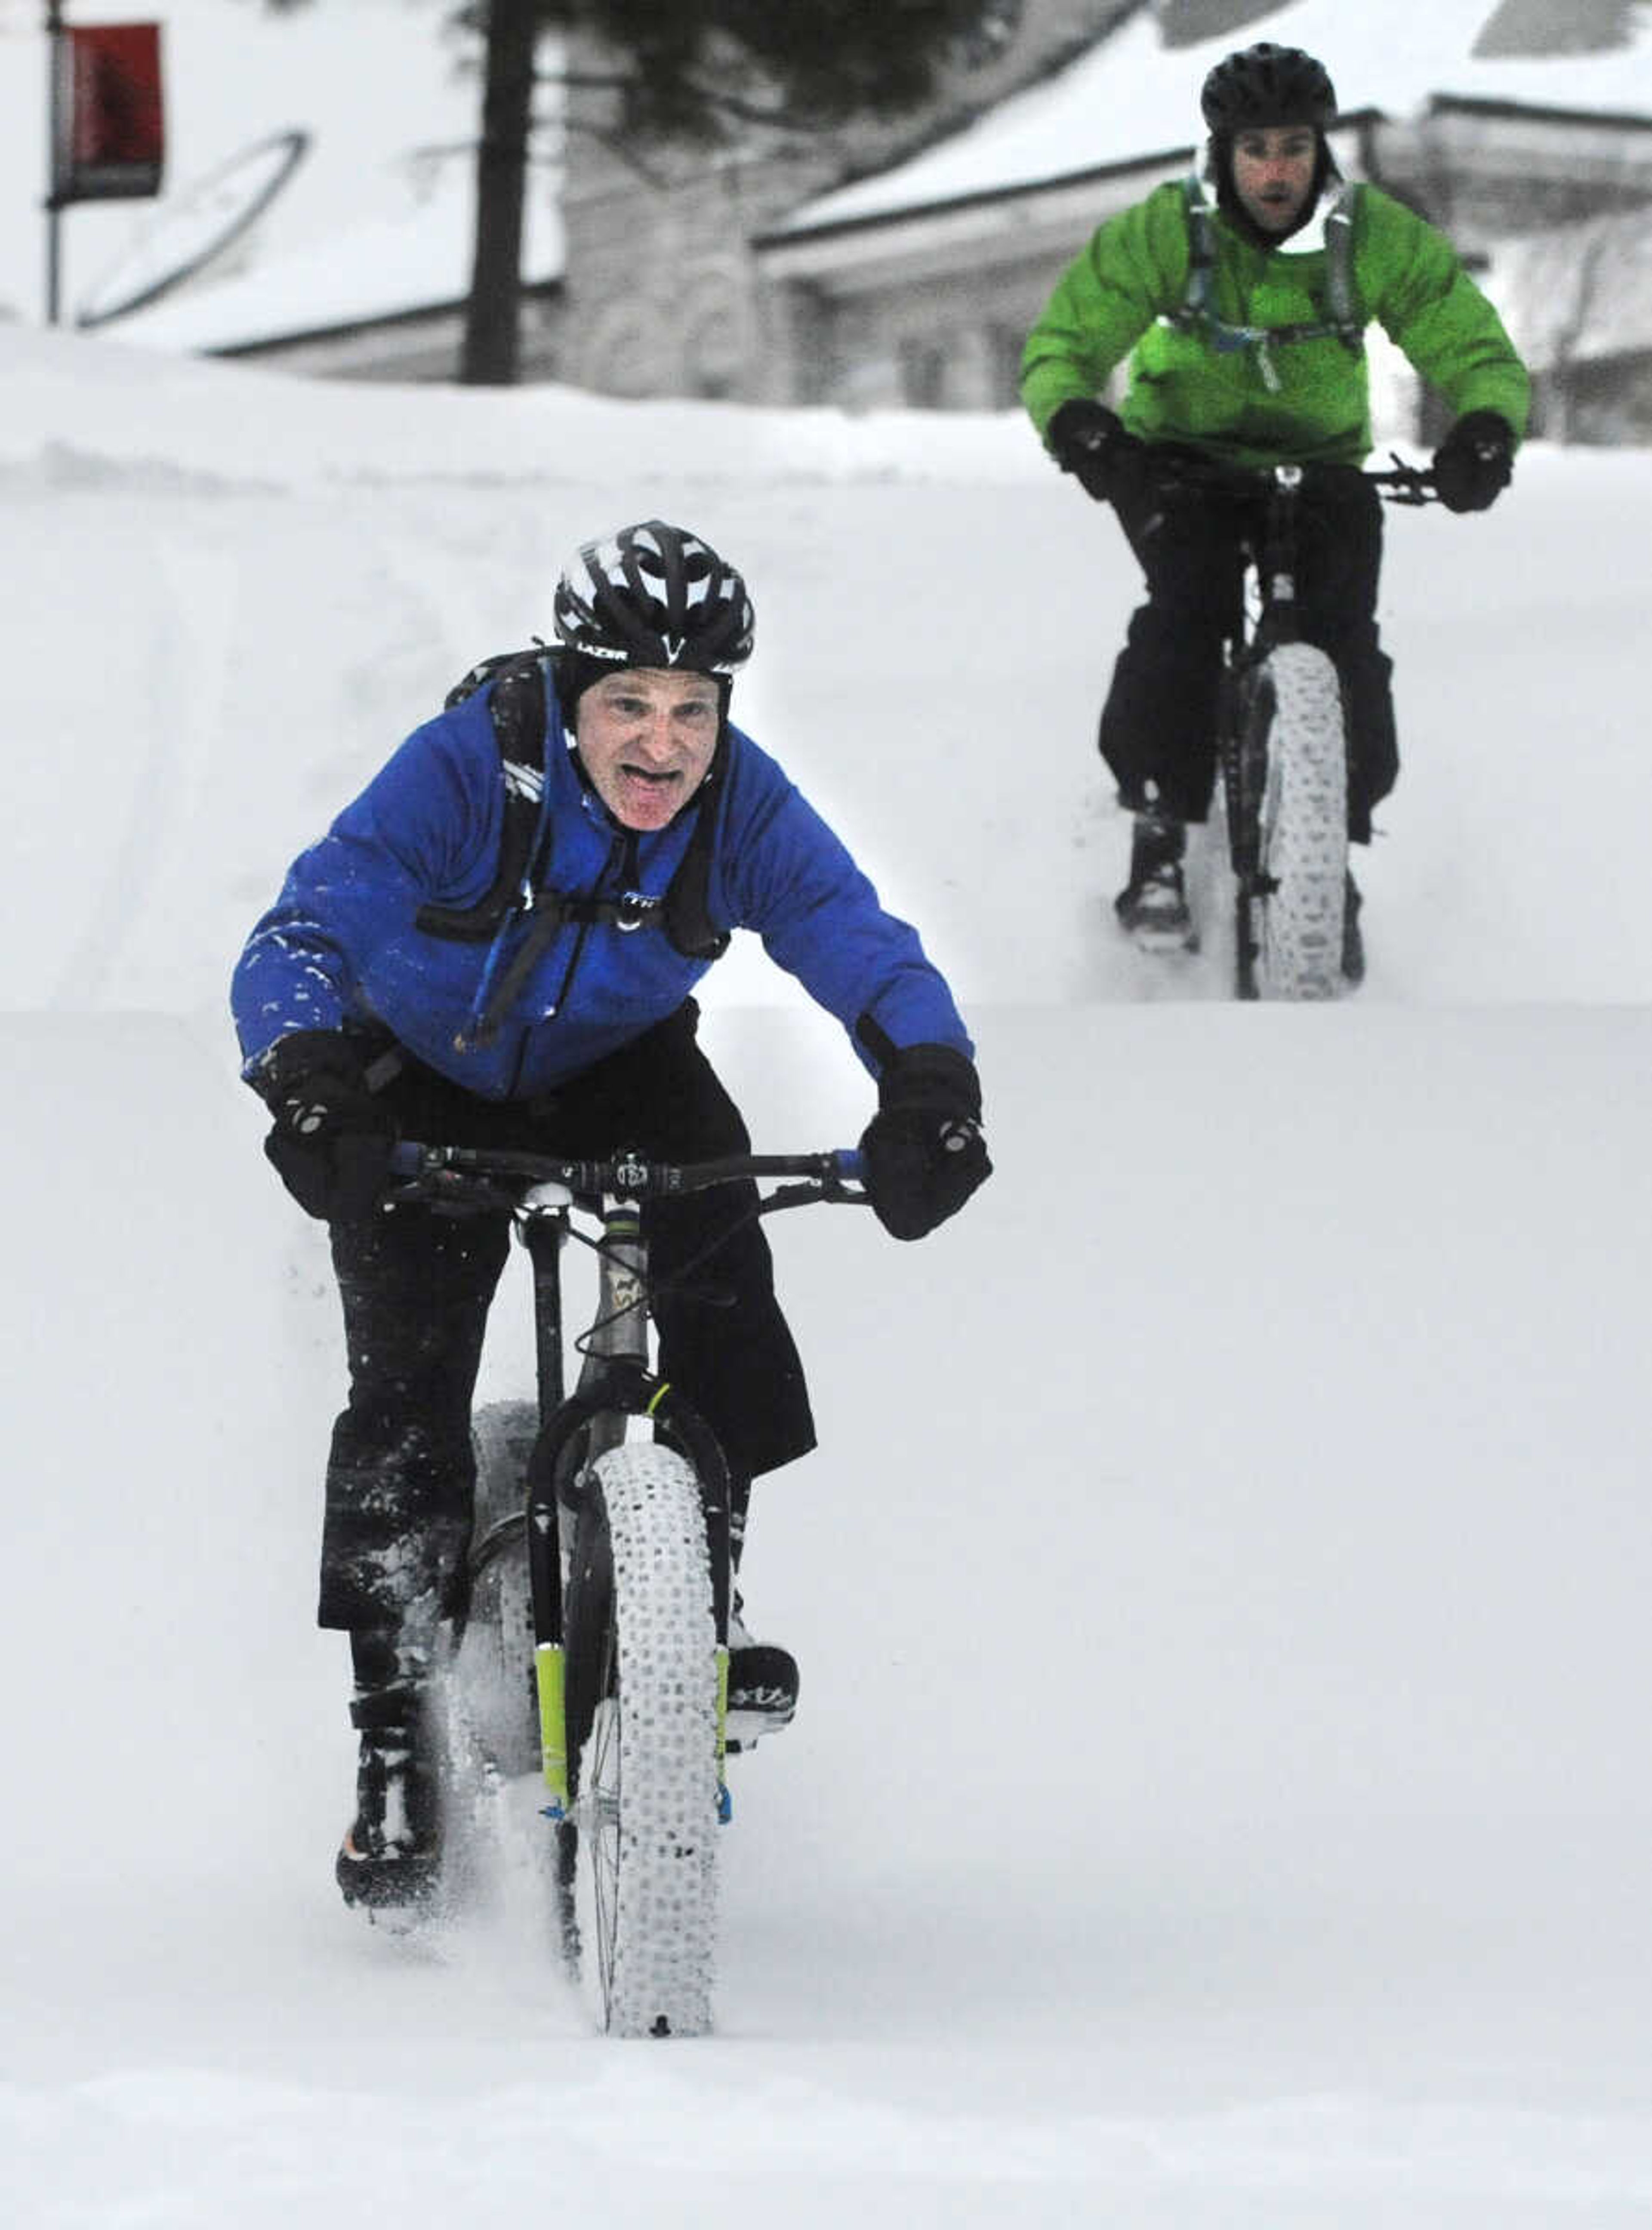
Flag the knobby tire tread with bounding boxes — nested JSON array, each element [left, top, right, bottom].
[[564, 1442, 721, 2038], [1247, 642, 1349, 1001]]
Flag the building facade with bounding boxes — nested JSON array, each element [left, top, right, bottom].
[[553, 0, 1140, 405]]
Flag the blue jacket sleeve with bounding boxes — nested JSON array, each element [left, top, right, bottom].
[[717, 741, 974, 1073], [231, 708, 502, 1073]]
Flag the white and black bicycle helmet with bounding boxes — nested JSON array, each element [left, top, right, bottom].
[[1200, 43, 1338, 134], [553, 520, 755, 678]]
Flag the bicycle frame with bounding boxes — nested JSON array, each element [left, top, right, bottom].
[[387, 1141, 863, 1809], [1156, 448, 1433, 695]]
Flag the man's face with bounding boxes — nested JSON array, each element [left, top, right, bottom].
[[1231, 125, 1319, 234], [574, 666, 720, 832]]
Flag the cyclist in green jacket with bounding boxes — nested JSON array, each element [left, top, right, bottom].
[[1021, 40, 1530, 968]]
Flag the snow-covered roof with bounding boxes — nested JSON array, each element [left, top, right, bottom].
[[111, 163, 561, 355], [0, 0, 561, 347], [777, 0, 1652, 237]]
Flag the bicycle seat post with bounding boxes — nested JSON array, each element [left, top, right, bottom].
[[517, 1206, 570, 1427]]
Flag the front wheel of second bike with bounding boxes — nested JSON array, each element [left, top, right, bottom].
[[1235, 640, 1350, 1001], [558, 1440, 723, 2038]]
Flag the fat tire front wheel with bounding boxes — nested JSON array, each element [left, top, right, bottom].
[[1247, 642, 1350, 1001], [560, 1442, 721, 2038]]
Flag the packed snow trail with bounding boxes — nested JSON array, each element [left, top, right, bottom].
[[4, 328, 1652, 2226]]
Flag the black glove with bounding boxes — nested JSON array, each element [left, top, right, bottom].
[[1432, 410, 1514, 514], [1047, 398, 1150, 508], [252, 1030, 398, 1223], [859, 1045, 991, 1243]]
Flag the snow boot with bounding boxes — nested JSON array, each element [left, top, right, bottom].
[[724, 1597, 799, 1753], [335, 1682, 442, 1919], [1115, 811, 1196, 949]]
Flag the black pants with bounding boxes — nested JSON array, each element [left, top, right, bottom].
[[316, 1003, 815, 1636], [1100, 471, 1398, 843]]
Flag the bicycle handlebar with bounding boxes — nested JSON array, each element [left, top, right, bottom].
[[1365, 455, 1438, 505], [387, 1139, 865, 1203], [1152, 450, 1438, 505]]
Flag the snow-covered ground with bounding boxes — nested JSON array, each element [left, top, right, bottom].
[[3, 319, 1652, 2226]]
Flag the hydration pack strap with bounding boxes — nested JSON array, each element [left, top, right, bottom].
[[416, 653, 550, 941], [1170, 174, 1362, 393], [458, 891, 645, 1052]]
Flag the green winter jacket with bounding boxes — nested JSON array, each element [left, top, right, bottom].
[[1021, 178, 1529, 467]]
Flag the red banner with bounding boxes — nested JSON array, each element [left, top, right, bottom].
[[54, 23, 165, 205]]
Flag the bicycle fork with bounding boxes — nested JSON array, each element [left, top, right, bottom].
[[1221, 467, 1307, 998], [518, 1200, 577, 1819], [519, 1196, 737, 1820]]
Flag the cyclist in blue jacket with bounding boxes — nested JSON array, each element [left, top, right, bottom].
[[233, 519, 991, 1913]]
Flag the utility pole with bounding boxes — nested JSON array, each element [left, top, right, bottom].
[[45, 0, 65, 324]]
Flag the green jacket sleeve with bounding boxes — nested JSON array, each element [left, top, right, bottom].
[[1020, 182, 1191, 442], [1361, 188, 1530, 441]]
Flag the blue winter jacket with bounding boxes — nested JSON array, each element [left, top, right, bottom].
[[232, 681, 972, 1098]]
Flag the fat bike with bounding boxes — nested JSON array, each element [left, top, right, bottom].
[[389, 1138, 866, 2037], [1159, 455, 1438, 998]]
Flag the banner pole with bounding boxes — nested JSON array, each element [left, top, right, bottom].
[[45, 0, 64, 325]]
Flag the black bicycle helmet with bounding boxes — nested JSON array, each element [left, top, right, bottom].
[[552, 519, 755, 677], [1200, 43, 1338, 134]]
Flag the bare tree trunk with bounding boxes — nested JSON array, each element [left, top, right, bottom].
[[461, 0, 537, 386]]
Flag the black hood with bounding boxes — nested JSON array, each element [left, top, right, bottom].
[[1205, 130, 1338, 250]]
